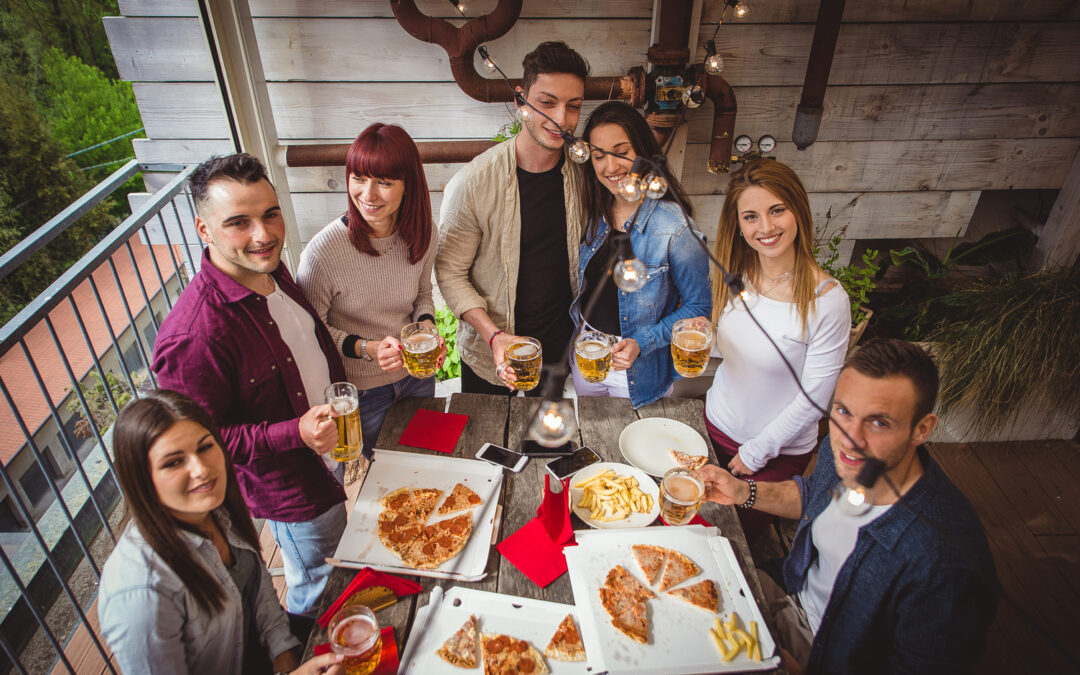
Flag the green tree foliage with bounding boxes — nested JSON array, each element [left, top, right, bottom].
[[4, 0, 120, 78]]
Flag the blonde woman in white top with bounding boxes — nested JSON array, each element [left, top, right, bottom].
[[703, 159, 850, 542]]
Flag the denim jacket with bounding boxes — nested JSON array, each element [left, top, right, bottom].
[[784, 437, 997, 674], [570, 198, 712, 408]]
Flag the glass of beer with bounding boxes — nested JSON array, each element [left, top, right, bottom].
[[400, 322, 440, 379], [500, 336, 542, 391], [659, 467, 705, 525], [329, 604, 382, 675], [575, 330, 613, 383], [324, 382, 362, 462], [671, 317, 713, 378]]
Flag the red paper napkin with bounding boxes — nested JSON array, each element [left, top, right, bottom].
[[659, 512, 712, 527], [315, 625, 397, 674], [537, 475, 574, 544], [497, 517, 574, 588], [397, 408, 469, 454], [317, 568, 422, 628]]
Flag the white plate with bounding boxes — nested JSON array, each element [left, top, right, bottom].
[[569, 462, 660, 529], [619, 418, 709, 477]]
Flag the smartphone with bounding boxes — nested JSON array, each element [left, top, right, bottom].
[[546, 446, 601, 482], [475, 443, 529, 472], [521, 439, 575, 458]]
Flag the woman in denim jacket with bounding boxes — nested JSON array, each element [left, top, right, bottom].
[[569, 102, 711, 408], [98, 390, 342, 675]]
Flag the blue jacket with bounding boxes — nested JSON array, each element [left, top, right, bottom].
[[785, 437, 997, 674], [570, 198, 712, 408]]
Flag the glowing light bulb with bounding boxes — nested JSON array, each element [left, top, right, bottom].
[[831, 482, 872, 517], [530, 399, 577, 447], [682, 85, 705, 109], [614, 257, 647, 292], [616, 173, 644, 202], [569, 139, 591, 164], [483, 58, 497, 73], [734, 2, 749, 19], [643, 172, 668, 199], [518, 104, 531, 121], [457, 2, 466, 13], [730, 275, 759, 311], [704, 53, 724, 75]]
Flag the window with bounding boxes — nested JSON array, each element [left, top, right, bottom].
[[41, 445, 65, 480], [18, 462, 49, 507], [122, 341, 143, 372], [0, 496, 26, 532]]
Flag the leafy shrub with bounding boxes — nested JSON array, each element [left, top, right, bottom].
[[435, 305, 461, 381]]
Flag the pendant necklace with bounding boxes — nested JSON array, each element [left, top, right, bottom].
[[762, 269, 794, 294]]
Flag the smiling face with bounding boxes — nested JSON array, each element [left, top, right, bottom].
[[829, 368, 937, 503], [195, 178, 284, 288], [735, 185, 798, 270], [517, 72, 585, 155], [148, 420, 228, 526], [349, 174, 405, 234], [588, 122, 637, 199]]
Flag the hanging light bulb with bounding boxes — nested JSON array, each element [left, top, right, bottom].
[[517, 103, 531, 121], [733, 2, 749, 19], [728, 273, 759, 311], [530, 398, 578, 447], [831, 482, 872, 517], [614, 257, 647, 292], [617, 173, 645, 202], [682, 85, 705, 109], [568, 138, 591, 164], [643, 172, 668, 199], [704, 40, 724, 75], [478, 46, 497, 73]]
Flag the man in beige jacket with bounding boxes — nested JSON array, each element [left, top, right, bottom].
[[436, 41, 588, 394]]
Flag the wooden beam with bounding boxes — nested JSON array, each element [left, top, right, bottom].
[[1035, 148, 1080, 268], [701, 0, 1080, 22]]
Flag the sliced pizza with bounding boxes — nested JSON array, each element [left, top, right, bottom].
[[438, 482, 483, 515], [410, 487, 444, 522], [658, 549, 701, 592], [610, 601, 649, 644], [666, 579, 719, 613], [436, 615, 478, 668], [604, 565, 655, 602], [481, 633, 549, 675], [544, 614, 586, 662], [631, 544, 668, 586], [670, 449, 708, 471]]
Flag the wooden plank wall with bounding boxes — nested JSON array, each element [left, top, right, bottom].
[[110, 0, 1080, 257]]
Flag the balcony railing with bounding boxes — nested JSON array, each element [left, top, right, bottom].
[[0, 162, 200, 674]]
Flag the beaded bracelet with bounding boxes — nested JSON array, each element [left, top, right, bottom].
[[488, 329, 504, 349], [737, 477, 757, 509]]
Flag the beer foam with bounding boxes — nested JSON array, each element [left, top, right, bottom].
[[334, 614, 378, 650], [330, 396, 358, 415], [577, 341, 609, 357], [665, 475, 703, 502], [509, 342, 539, 359]]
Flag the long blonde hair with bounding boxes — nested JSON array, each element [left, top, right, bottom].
[[710, 159, 820, 335]]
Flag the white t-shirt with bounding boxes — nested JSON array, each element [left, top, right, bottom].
[[797, 498, 890, 633], [704, 281, 850, 472], [266, 279, 334, 469]]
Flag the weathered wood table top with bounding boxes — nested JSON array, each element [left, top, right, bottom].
[[304, 393, 773, 670]]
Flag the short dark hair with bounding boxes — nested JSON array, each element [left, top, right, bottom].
[[845, 338, 939, 424], [189, 153, 271, 216], [521, 41, 589, 94]]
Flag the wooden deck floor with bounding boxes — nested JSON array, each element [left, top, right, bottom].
[[54, 441, 1080, 673]]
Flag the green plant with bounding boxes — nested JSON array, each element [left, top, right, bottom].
[[66, 370, 139, 438], [925, 266, 1080, 436], [435, 305, 461, 381], [815, 232, 879, 325], [492, 118, 521, 143]]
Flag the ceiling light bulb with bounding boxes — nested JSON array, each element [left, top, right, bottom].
[[616, 173, 645, 202], [614, 257, 647, 292], [831, 482, 873, 517], [518, 104, 531, 121], [704, 53, 724, 75], [644, 172, 668, 199], [483, 58, 497, 73], [569, 139, 591, 164], [530, 399, 577, 447], [734, 2, 749, 19], [731, 275, 759, 311], [457, 2, 466, 12], [682, 85, 705, 109]]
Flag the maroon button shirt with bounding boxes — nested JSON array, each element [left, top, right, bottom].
[[153, 248, 346, 521]]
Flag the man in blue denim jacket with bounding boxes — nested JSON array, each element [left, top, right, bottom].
[[701, 339, 996, 674]]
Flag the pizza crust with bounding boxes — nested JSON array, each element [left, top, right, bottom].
[[658, 549, 701, 592], [666, 579, 719, 613], [544, 614, 586, 662], [632, 544, 668, 586]]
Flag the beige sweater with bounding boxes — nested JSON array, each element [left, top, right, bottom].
[[297, 217, 438, 391]]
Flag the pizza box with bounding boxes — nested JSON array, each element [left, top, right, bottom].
[[564, 526, 780, 674], [398, 586, 591, 674], [331, 449, 503, 581]]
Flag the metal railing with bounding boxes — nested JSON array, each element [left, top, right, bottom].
[[0, 162, 200, 674]]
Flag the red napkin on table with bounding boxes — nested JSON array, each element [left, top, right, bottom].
[[315, 625, 398, 674], [538, 475, 575, 544], [317, 568, 422, 628], [397, 408, 469, 454], [497, 476, 577, 588], [659, 512, 712, 527]]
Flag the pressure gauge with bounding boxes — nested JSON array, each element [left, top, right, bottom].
[[734, 135, 753, 154], [757, 134, 777, 154]]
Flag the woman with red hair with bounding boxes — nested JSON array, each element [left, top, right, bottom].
[[298, 123, 445, 464]]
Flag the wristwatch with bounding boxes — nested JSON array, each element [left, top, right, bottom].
[[359, 337, 373, 361]]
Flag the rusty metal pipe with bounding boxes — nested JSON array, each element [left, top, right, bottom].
[[793, 0, 846, 150], [704, 73, 737, 175], [285, 140, 498, 168]]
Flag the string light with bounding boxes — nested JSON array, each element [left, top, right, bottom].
[[681, 85, 705, 109], [530, 398, 578, 447], [644, 172, 668, 199], [612, 235, 647, 292], [704, 40, 724, 75], [477, 46, 497, 73], [733, 2, 749, 19], [568, 138, 591, 164]]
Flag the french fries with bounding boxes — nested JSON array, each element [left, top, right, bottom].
[[573, 469, 654, 522], [708, 612, 761, 662]]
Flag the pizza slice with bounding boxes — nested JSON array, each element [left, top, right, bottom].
[[481, 633, 549, 675], [631, 544, 668, 586], [410, 487, 444, 522], [438, 482, 483, 515], [666, 579, 719, 613], [610, 601, 649, 644], [670, 449, 708, 471], [658, 549, 701, 592], [605, 565, 655, 602], [436, 615, 478, 668], [544, 614, 586, 662]]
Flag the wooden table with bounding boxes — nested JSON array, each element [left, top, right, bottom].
[[303, 393, 773, 667]]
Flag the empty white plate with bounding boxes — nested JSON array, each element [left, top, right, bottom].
[[618, 417, 709, 477]]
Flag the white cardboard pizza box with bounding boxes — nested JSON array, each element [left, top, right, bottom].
[[331, 449, 503, 581], [400, 586, 593, 674], [564, 526, 780, 674]]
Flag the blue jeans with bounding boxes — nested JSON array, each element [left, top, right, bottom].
[[266, 502, 347, 616], [358, 375, 435, 456]]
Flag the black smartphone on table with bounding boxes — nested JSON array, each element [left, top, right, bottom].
[[475, 442, 529, 472], [546, 446, 601, 483]]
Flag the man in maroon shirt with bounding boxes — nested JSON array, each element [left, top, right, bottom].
[[152, 153, 347, 617]]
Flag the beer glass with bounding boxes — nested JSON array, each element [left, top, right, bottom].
[[500, 336, 542, 391], [325, 382, 362, 462], [671, 317, 713, 378], [659, 467, 705, 525], [329, 604, 382, 675], [400, 322, 440, 379], [575, 330, 613, 383]]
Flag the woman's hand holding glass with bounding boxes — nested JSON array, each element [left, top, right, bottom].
[[610, 338, 640, 371], [375, 327, 446, 376]]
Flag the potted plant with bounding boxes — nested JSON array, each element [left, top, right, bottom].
[[814, 227, 880, 352]]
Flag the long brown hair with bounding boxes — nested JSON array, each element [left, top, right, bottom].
[[711, 159, 819, 334], [112, 390, 261, 614]]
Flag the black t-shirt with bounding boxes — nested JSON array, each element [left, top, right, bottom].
[[580, 230, 621, 335], [514, 158, 574, 362]]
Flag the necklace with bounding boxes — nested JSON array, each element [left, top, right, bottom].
[[761, 269, 794, 294]]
